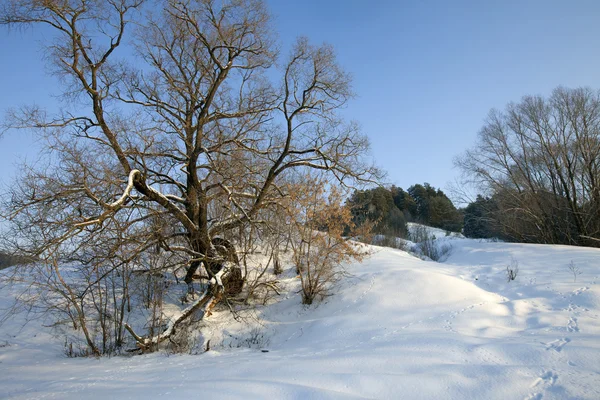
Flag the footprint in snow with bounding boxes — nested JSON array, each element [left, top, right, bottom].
[[526, 370, 559, 400], [544, 337, 570, 352], [525, 393, 542, 400], [566, 317, 579, 333], [571, 287, 589, 296], [539, 370, 558, 385]]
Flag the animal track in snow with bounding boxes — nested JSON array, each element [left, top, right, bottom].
[[566, 317, 579, 333], [299, 300, 490, 359], [283, 274, 377, 344], [525, 393, 542, 400], [539, 370, 558, 385], [561, 286, 592, 334], [526, 370, 559, 400], [544, 337, 570, 352], [571, 287, 589, 297], [474, 346, 505, 366]]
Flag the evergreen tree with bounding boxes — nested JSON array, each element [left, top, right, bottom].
[[407, 184, 430, 223], [390, 186, 416, 220], [348, 187, 407, 237], [463, 195, 500, 239], [348, 183, 463, 237], [407, 183, 463, 231]]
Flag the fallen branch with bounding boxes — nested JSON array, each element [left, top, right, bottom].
[[125, 290, 212, 351], [124, 266, 228, 352], [580, 235, 600, 243], [256, 281, 281, 295]]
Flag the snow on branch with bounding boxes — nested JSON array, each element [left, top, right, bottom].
[[74, 169, 141, 228], [108, 169, 140, 208]]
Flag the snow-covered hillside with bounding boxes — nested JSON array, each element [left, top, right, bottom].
[[1, 236, 599, 399]]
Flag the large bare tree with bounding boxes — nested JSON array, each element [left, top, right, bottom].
[[0, 0, 378, 353], [456, 86, 600, 245]]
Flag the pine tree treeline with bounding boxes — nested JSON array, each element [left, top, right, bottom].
[[462, 195, 504, 240], [348, 183, 463, 236], [0, 252, 37, 270]]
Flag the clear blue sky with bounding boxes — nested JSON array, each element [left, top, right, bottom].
[[2, 0, 600, 197]]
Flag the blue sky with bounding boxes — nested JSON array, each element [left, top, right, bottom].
[[1, 0, 600, 198]]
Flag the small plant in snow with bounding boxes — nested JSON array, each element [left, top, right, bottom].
[[408, 225, 453, 262], [63, 337, 93, 358], [506, 258, 519, 282], [568, 261, 582, 282], [273, 250, 283, 276], [418, 236, 452, 262], [437, 243, 453, 262], [222, 327, 270, 349], [409, 225, 429, 244], [372, 235, 408, 251]]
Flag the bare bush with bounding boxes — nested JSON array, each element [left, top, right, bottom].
[[64, 337, 94, 358], [221, 327, 270, 350], [289, 177, 370, 305], [434, 243, 453, 262], [506, 258, 519, 282], [372, 235, 408, 251], [418, 236, 438, 260], [568, 261, 582, 283], [273, 253, 283, 276], [409, 225, 452, 262], [409, 225, 430, 244], [241, 247, 282, 306]]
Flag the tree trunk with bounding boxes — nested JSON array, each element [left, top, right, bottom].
[[125, 265, 232, 352], [184, 237, 243, 296]]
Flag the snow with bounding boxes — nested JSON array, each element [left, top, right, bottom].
[[1, 235, 600, 399], [407, 221, 465, 239]]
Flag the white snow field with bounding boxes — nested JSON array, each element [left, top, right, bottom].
[[1, 236, 600, 399]]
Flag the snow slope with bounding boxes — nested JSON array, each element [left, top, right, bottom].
[[1, 238, 599, 399]]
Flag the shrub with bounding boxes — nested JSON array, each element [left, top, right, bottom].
[[289, 177, 370, 305], [506, 258, 519, 282], [568, 261, 582, 282]]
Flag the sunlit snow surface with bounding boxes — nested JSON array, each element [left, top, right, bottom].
[[1, 235, 599, 399]]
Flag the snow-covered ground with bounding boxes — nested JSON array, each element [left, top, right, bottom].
[[407, 221, 465, 239], [1, 235, 600, 399]]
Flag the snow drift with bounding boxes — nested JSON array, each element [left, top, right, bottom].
[[1, 235, 599, 399]]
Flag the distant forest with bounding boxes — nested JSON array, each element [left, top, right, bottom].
[[349, 176, 600, 248], [347, 183, 463, 238], [0, 252, 36, 269]]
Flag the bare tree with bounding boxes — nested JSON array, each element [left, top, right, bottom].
[[0, 0, 378, 353], [456, 87, 600, 246]]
